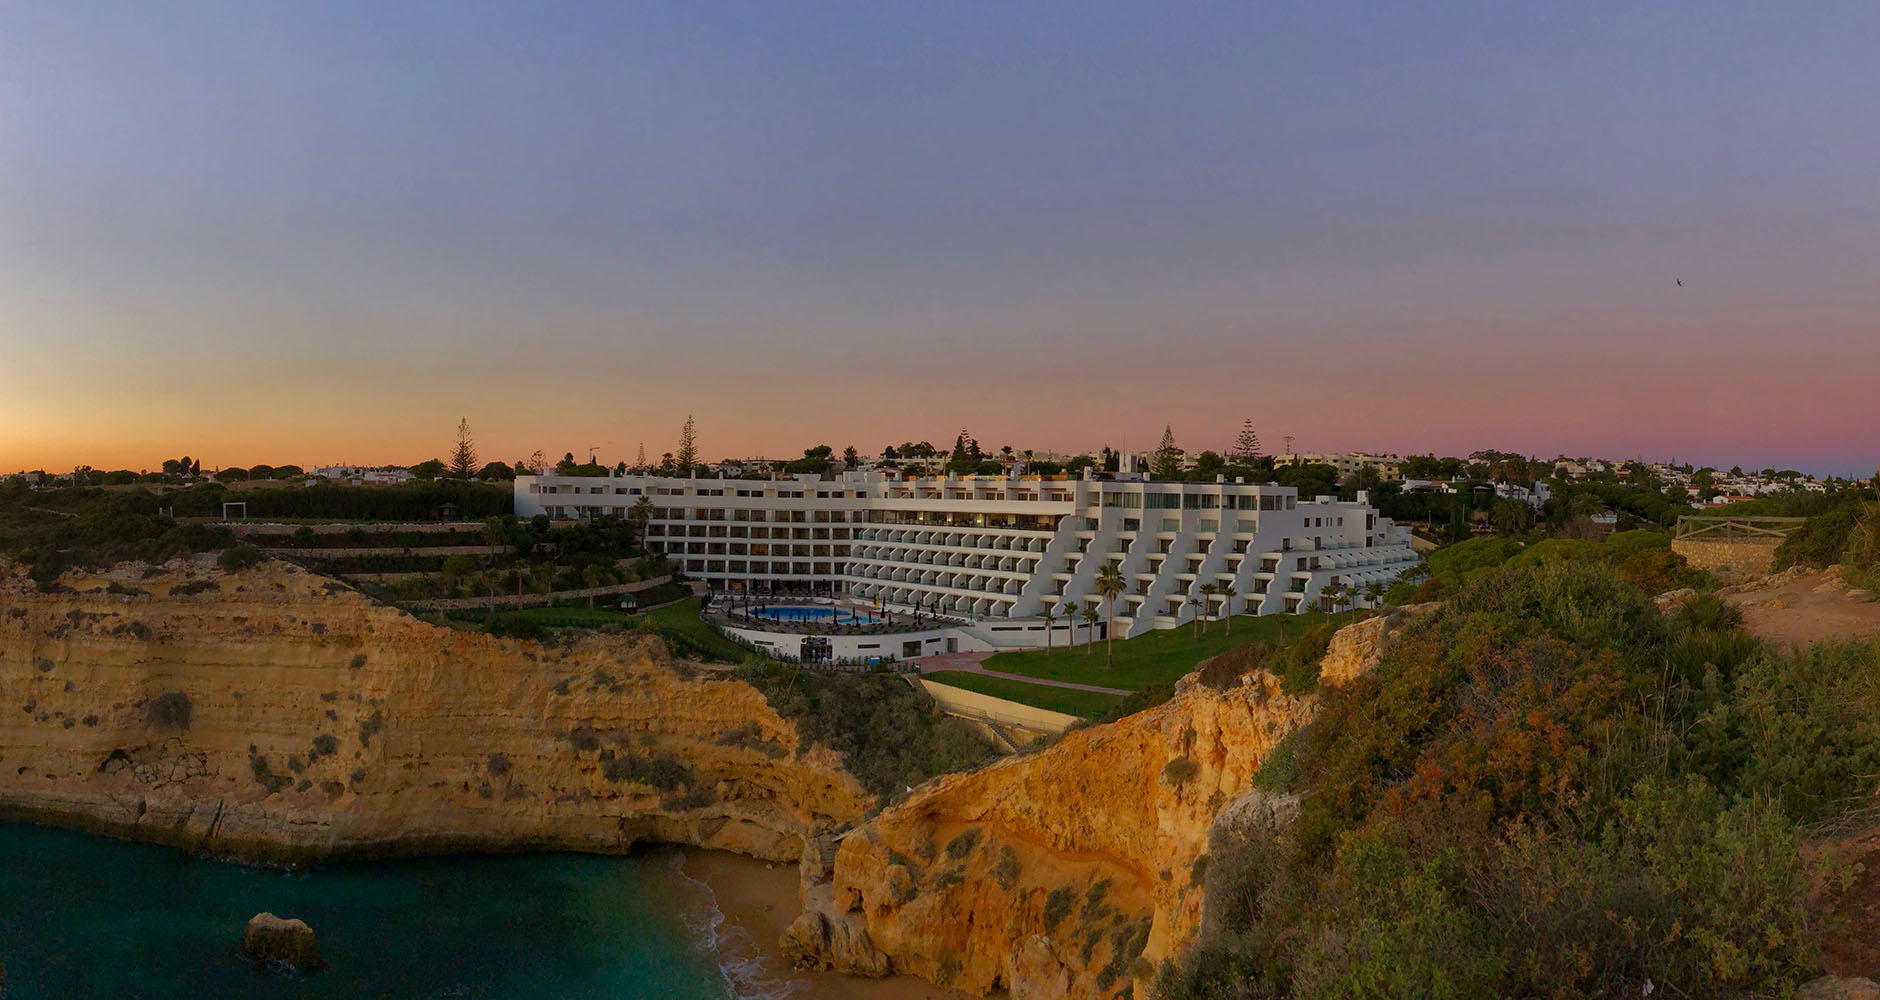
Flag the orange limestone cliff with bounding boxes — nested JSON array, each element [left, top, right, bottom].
[[0, 556, 874, 864], [782, 609, 1424, 999]]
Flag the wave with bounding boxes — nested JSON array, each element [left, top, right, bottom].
[[666, 849, 805, 1000]]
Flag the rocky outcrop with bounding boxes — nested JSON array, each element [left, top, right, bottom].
[[787, 607, 1431, 998], [1317, 604, 1435, 687], [0, 557, 873, 865], [243, 912, 324, 971], [1799, 976, 1880, 1000]]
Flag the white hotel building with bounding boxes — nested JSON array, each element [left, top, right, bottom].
[[514, 472, 1418, 640]]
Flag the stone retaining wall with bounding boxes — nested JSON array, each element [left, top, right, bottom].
[[1673, 538, 1783, 580], [917, 678, 1080, 733]]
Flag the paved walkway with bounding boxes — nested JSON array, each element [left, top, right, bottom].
[[910, 651, 1132, 696]]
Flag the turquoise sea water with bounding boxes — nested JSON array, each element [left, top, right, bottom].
[[0, 823, 755, 1000]]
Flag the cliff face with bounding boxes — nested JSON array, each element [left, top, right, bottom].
[[783, 608, 1422, 999], [0, 557, 873, 864]]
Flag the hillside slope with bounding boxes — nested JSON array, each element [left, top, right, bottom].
[[782, 611, 1419, 998]]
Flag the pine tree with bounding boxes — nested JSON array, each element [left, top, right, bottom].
[[1232, 419, 1262, 462], [1151, 426, 1184, 479], [636, 442, 646, 471], [448, 418, 478, 479], [676, 416, 698, 477], [947, 429, 975, 474]]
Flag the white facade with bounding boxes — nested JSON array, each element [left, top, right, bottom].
[[1291, 452, 1403, 480], [515, 472, 1418, 639]]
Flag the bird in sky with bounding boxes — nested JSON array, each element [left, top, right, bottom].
[[1676, 279, 1683, 286]]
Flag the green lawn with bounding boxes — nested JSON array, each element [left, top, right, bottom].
[[922, 670, 1123, 718], [982, 610, 1338, 692], [443, 594, 754, 663], [641, 597, 756, 663]]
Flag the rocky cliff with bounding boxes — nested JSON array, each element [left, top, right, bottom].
[[783, 609, 1423, 999], [0, 556, 873, 864]]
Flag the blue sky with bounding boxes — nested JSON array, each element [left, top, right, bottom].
[[4, 2, 1877, 475]]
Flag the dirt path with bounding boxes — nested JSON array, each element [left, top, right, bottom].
[[1722, 566, 1880, 647]]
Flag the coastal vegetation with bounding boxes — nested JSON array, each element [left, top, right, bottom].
[[0, 481, 241, 585], [734, 663, 999, 802], [1157, 559, 1879, 1000], [1383, 529, 1705, 605]]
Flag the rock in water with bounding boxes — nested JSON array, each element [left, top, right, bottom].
[[243, 912, 324, 972]]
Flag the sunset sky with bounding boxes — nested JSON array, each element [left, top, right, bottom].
[[3, 2, 1877, 477]]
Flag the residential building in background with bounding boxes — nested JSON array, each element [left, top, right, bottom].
[[1290, 452, 1404, 480]]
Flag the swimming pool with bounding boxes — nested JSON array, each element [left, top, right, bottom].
[[744, 606, 884, 625]]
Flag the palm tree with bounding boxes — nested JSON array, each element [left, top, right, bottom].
[[1082, 605, 1101, 655], [1198, 583, 1218, 636], [480, 516, 509, 618], [1042, 605, 1056, 657], [1189, 594, 1206, 640], [583, 564, 603, 609], [1363, 580, 1387, 612], [1333, 583, 1355, 624], [1217, 582, 1236, 636], [629, 496, 655, 546], [1094, 563, 1126, 668]]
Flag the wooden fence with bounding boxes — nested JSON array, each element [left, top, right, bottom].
[[1673, 516, 1807, 541]]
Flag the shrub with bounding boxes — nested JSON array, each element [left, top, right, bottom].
[[217, 543, 261, 571], [1686, 639, 1880, 825], [1042, 887, 1076, 931], [1278, 622, 1336, 695], [146, 691, 192, 730], [1195, 642, 1273, 691], [598, 750, 694, 791], [993, 845, 1021, 890], [715, 722, 787, 758], [358, 710, 383, 746], [1161, 757, 1200, 785], [944, 827, 982, 861], [1774, 504, 1859, 570]]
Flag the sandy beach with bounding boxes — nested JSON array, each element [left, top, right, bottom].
[[682, 850, 968, 1000]]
